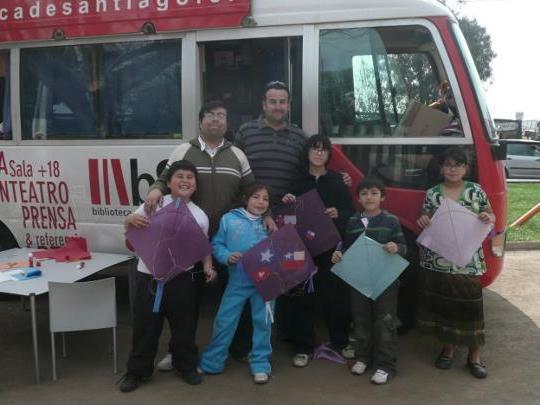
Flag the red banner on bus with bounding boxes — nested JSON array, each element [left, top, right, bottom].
[[0, 0, 251, 42]]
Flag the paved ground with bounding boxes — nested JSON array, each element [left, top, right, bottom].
[[1, 250, 539, 405]]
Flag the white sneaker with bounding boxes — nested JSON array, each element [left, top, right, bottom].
[[371, 369, 389, 385], [156, 353, 173, 371], [253, 373, 269, 384], [340, 345, 355, 360], [351, 361, 367, 375], [292, 353, 311, 368]]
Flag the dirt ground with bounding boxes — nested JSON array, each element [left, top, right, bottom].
[[1, 250, 539, 405]]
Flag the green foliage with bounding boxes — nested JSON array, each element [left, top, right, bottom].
[[458, 17, 497, 82], [437, 0, 497, 82], [507, 183, 540, 242]]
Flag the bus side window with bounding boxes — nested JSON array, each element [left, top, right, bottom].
[[319, 25, 464, 139], [20, 40, 183, 140], [0, 52, 11, 140]]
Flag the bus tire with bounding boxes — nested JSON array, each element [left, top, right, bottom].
[[0, 222, 19, 251]]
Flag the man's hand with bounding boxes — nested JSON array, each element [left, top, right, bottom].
[[144, 188, 164, 214]]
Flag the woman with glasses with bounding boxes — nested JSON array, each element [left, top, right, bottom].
[[416, 147, 495, 379], [279, 134, 355, 368]]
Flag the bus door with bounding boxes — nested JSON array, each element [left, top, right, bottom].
[[198, 36, 302, 135]]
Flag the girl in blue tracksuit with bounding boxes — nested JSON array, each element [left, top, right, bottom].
[[199, 183, 273, 384]]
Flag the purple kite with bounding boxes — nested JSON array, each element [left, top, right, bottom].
[[239, 225, 317, 302], [273, 189, 341, 257], [126, 199, 212, 283]]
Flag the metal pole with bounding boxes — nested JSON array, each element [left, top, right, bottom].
[[30, 294, 40, 384]]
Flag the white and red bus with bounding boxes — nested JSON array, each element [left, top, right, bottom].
[[0, 0, 506, 287]]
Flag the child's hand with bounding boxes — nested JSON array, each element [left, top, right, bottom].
[[203, 267, 217, 283], [282, 193, 296, 204], [228, 252, 242, 264], [144, 189, 164, 214], [263, 216, 278, 233], [325, 207, 338, 219], [126, 214, 149, 229], [383, 242, 398, 254], [478, 212, 495, 224], [331, 251, 343, 264], [340, 171, 352, 187], [417, 214, 431, 229]]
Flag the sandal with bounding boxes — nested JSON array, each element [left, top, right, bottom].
[[434, 350, 453, 370]]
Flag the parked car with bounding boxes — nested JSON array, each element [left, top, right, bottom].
[[500, 139, 540, 179]]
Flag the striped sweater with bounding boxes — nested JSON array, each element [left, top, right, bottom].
[[235, 117, 307, 203], [343, 210, 407, 257], [150, 138, 255, 235]]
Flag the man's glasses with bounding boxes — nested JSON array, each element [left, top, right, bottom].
[[204, 111, 227, 119]]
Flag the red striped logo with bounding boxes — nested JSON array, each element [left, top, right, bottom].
[[88, 159, 130, 205]]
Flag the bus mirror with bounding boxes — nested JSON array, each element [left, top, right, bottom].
[[141, 22, 157, 35], [491, 142, 507, 161], [52, 29, 66, 41]]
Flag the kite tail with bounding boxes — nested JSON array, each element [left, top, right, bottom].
[[306, 273, 315, 294], [265, 301, 274, 325], [152, 281, 165, 313], [306, 267, 318, 294]]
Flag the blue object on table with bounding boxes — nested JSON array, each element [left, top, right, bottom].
[[12, 267, 42, 281], [331, 235, 409, 300]]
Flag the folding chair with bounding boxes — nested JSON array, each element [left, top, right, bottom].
[[48, 277, 117, 381]]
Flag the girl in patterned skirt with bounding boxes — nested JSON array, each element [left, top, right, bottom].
[[416, 147, 495, 379]]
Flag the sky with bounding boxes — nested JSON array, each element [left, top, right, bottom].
[[446, 0, 540, 121]]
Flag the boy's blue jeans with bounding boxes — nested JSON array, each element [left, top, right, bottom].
[[200, 268, 273, 375]]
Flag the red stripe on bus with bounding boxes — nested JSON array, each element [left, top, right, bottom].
[[89, 159, 100, 205], [111, 159, 130, 206]]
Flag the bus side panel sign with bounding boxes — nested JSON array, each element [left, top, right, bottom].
[[0, 0, 251, 42]]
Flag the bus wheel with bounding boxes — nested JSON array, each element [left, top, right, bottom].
[[0, 223, 19, 251]]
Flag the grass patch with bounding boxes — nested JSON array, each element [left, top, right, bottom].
[[507, 183, 540, 242]]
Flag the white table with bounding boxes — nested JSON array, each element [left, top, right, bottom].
[[0, 248, 133, 383]]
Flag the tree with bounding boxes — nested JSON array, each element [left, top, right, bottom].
[[438, 0, 497, 82]]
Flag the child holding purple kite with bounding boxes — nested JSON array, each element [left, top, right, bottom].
[[332, 176, 406, 385], [280, 134, 354, 367], [199, 183, 273, 384], [119, 160, 216, 393], [416, 147, 495, 379]]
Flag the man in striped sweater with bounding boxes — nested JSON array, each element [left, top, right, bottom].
[[235, 81, 308, 204]]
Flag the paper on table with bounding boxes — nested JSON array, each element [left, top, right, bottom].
[[416, 198, 493, 268], [331, 234, 409, 300]]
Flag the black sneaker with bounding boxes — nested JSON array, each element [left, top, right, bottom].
[[118, 373, 145, 393], [177, 370, 203, 385]]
